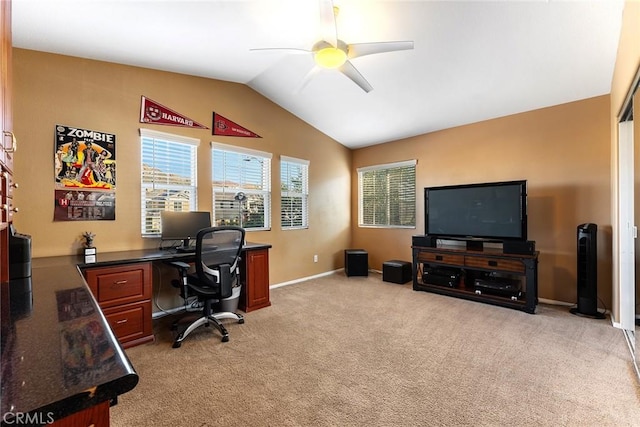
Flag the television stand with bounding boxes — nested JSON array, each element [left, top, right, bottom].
[[412, 243, 538, 313]]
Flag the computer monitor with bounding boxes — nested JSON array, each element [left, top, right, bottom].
[[160, 211, 212, 251]]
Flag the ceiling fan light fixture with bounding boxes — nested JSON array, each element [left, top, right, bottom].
[[313, 40, 348, 69], [314, 47, 347, 68]]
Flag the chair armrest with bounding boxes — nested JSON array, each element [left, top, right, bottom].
[[168, 261, 191, 270], [167, 261, 191, 275]]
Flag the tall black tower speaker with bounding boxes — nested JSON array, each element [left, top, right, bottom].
[[570, 223, 605, 319]]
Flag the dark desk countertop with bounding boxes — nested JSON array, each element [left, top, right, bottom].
[[1, 262, 138, 425], [0, 243, 271, 425]]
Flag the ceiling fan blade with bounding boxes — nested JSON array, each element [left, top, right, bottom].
[[347, 41, 414, 59], [319, 0, 338, 47], [339, 60, 373, 93], [295, 65, 322, 93], [249, 47, 312, 54]]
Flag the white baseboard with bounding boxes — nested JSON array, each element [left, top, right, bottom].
[[538, 298, 573, 307], [270, 269, 343, 289]]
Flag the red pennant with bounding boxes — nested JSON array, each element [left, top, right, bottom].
[[140, 96, 209, 129], [212, 112, 261, 138]]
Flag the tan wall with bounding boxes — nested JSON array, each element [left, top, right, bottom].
[[352, 96, 612, 306], [12, 49, 352, 286], [13, 1, 640, 310], [609, 1, 640, 323]]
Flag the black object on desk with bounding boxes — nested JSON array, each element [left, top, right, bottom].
[[9, 224, 31, 279]]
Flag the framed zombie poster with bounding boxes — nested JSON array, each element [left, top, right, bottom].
[[54, 125, 117, 221]]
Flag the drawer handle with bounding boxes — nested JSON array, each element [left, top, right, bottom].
[[116, 319, 128, 324], [488, 260, 498, 267], [435, 255, 443, 261], [113, 280, 128, 286], [2, 204, 18, 213], [3, 130, 17, 153]]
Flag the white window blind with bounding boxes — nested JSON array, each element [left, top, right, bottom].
[[280, 155, 309, 229], [211, 142, 272, 230], [358, 160, 416, 228], [140, 129, 199, 236]]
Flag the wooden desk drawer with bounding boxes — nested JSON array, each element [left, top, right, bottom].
[[464, 256, 525, 274], [84, 263, 152, 308], [418, 252, 464, 266], [102, 300, 153, 348]]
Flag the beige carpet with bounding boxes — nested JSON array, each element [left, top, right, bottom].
[[111, 272, 640, 426]]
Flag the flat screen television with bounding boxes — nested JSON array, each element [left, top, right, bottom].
[[160, 211, 212, 251], [424, 180, 527, 244]]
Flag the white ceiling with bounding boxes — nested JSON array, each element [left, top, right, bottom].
[[12, 0, 625, 149]]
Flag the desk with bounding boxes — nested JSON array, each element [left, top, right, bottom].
[[79, 243, 272, 348], [0, 242, 270, 426], [1, 257, 138, 426]]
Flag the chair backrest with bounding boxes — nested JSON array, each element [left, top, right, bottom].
[[194, 226, 245, 298]]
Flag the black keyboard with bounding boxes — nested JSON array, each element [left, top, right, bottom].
[[175, 246, 196, 254]]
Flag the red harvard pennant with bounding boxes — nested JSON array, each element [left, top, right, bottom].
[[140, 96, 208, 129]]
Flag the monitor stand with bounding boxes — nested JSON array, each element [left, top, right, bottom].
[[176, 238, 194, 253]]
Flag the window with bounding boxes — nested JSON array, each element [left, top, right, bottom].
[[358, 160, 416, 228], [140, 129, 199, 236], [280, 156, 309, 229], [211, 143, 272, 230]]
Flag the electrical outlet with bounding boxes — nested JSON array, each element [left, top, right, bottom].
[[313, 254, 318, 263]]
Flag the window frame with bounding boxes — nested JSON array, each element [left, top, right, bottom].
[[140, 128, 199, 237], [280, 155, 310, 230], [357, 159, 417, 229], [211, 142, 272, 231]]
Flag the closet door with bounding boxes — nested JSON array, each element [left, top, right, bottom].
[[619, 120, 635, 332], [634, 90, 640, 358]]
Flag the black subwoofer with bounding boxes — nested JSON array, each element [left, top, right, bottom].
[[345, 249, 368, 277], [570, 223, 605, 319]]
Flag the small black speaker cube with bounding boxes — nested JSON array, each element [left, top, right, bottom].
[[382, 260, 412, 284], [503, 240, 536, 255], [345, 249, 368, 277]]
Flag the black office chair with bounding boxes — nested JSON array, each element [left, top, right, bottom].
[[169, 226, 245, 348]]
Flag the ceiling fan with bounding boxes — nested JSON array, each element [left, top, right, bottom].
[[251, 0, 414, 93]]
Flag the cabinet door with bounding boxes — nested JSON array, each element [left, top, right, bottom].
[[241, 248, 271, 312], [0, 0, 13, 172], [50, 400, 110, 427], [0, 0, 11, 286]]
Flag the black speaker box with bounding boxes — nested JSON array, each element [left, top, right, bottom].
[[345, 249, 368, 277], [571, 223, 604, 319], [503, 240, 536, 255], [382, 260, 412, 284], [412, 235, 436, 247]]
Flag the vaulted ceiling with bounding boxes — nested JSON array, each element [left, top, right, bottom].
[[12, 0, 625, 148]]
